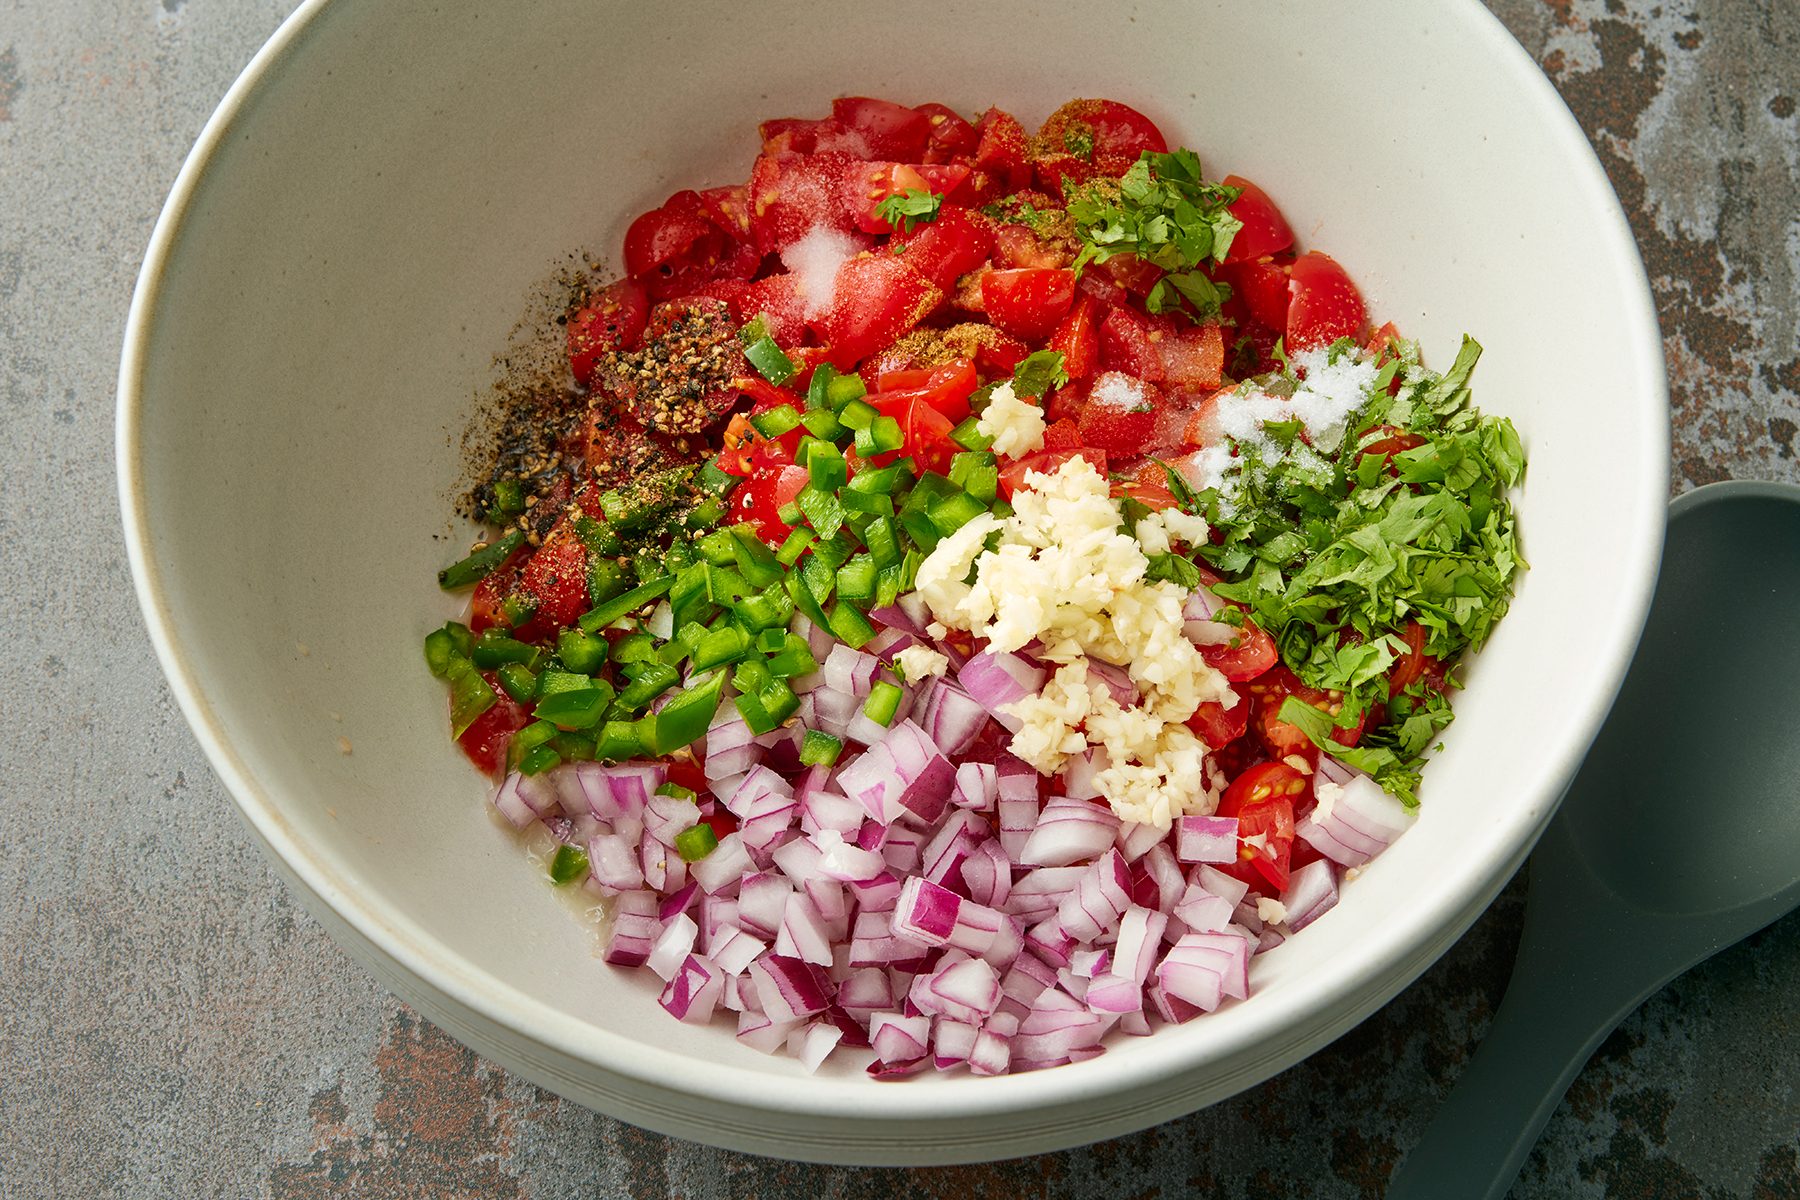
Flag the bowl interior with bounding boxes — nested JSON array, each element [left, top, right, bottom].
[[122, 0, 1666, 1123]]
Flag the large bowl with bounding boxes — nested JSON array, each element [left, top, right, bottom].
[[117, 0, 1668, 1164]]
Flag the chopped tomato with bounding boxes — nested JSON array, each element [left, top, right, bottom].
[[1387, 621, 1438, 699], [1218, 761, 1308, 894], [457, 676, 530, 776], [810, 254, 942, 366], [1185, 690, 1250, 748], [1098, 305, 1164, 381], [950, 108, 1031, 204], [514, 533, 591, 638], [1248, 664, 1368, 758], [623, 189, 757, 300], [1366, 321, 1402, 358], [1224, 256, 1294, 331], [1048, 293, 1104, 378], [1043, 377, 1088, 424], [997, 446, 1107, 499], [1112, 460, 1182, 511], [1180, 386, 1232, 449], [980, 268, 1076, 342], [566, 278, 649, 385], [887, 206, 993, 293], [698, 184, 752, 242], [832, 96, 933, 162], [1286, 251, 1367, 350], [1217, 760, 1309, 818], [1031, 99, 1168, 191], [738, 272, 811, 346], [896, 398, 957, 474], [866, 358, 979, 423], [972, 329, 1030, 377], [1041, 417, 1084, 452], [1197, 615, 1278, 682], [850, 161, 972, 233], [1078, 371, 1164, 452], [1149, 317, 1224, 390], [728, 444, 810, 543], [747, 151, 861, 253], [915, 102, 979, 162], [469, 548, 527, 634], [1098, 253, 1166, 298], [993, 224, 1070, 270], [1358, 424, 1426, 473], [1220, 176, 1294, 264]]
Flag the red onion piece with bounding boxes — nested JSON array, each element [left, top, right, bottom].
[[1176, 815, 1239, 864], [1295, 774, 1415, 867], [1018, 795, 1122, 867], [956, 650, 1044, 731], [659, 953, 724, 1023], [921, 682, 990, 758], [603, 891, 659, 967], [1280, 858, 1340, 931], [647, 913, 699, 981]]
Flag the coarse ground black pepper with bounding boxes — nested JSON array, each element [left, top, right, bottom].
[[595, 297, 741, 437]]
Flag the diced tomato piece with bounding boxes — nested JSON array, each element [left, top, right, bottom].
[[1077, 371, 1163, 452], [1098, 305, 1164, 381], [1220, 176, 1294, 264], [1185, 690, 1250, 748], [992, 224, 1070, 270], [1112, 461, 1182, 511], [949, 108, 1031, 204], [887, 206, 993, 293], [1387, 620, 1441, 699], [1149, 317, 1224, 390], [1180, 386, 1233, 449], [1043, 377, 1087, 424], [680, 278, 752, 312], [623, 189, 757, 300], [1198, 615, 1279, 682], [1224, 256, 1294, 331], [747, 151, 861, 253], [972, 329, 1030, 377], [1366, 321, 1402, 358], [456, 676, 530, 776], [1217, 761, 1309, 819], [1041, 417, 1083, 452], [915, 102, 978, 162], [866, 358, 979, 424], [698, 184, 752, 242], [1076, 267, 1132, 308], [896, 397, 957, 475], [848, 162, 972, 233], [738, 272, 811, 346], [514, 532, 590, 638], [997, 446, 1107, 499], [1030, 99, 1168, 190], [1099, 253, 1165, 298], [566, 278, 649, 386], [728, 441, 810, 543], [832, 96, 933, 162], [468, 548, 526, 634], [1286, 251, 1367, 350], [1247, 664, 1366, 759], [809, 254, 942, 366], [1358, 423, 1427, 473], [981, 267, 1076, 342], [1049, 293, 1104, 379], [759, 116, 842, 156]]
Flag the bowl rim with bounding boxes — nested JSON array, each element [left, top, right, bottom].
[[116, 0, 1670, 1125]]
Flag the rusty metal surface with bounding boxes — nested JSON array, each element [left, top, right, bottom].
[[1, 1, 1796, 1195]]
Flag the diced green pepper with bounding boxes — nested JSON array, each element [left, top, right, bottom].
[[472, 629, 542, 670], [864, 679, 903, 727], [744, 338, 797, 386], [800, 407, 846, 442], [449, 667, 498, 737], [437, 530, 524, 590], [612, 630, 657, 664], [730, 525, 786, 588], [595, 720, 642, 762], [696, 528, 739, 566], [500, 593, 538, 628], [583, 552, 630, 608], [616, 660, 679, 711], [656, 781, 698, 801], [836, 554, 877, 603], [518, 744, 561, 775], [550, 731, 596, 762], [549, 843, 589, 884], [765, 633, 818, 679], [863, 518, 901, 568], [639, 670, 725, 755], [534, 680, 614, 729], [806, 362, 840, 411], [776, 527, 815, 566], [696, 458, 741, 498], [796, 486, 845, 539], [692, 623, 753, 671], [496, 663, 537, 704], [930, 489, 990, 535], [875, 561, 903, 608], [808, 444, 848, 492], [733, 583, 794, 632], [799, 728, 844, 767], [674, 824, 718, 862], [950, 415, 994, 451], [577, 574, 674, 633], [750, 403, 803, 439], [798, 555, 836, 606], [423, 624, 467, 679], [556, 627, 608, 674], [838, 397, 878, 430], [826, 372, 867, 409], [827, 600, 877, 649]]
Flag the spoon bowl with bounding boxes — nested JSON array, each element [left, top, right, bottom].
[[1388, 479, 1800, 1199]]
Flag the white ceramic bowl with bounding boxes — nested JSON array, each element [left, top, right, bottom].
[[118, 0, 1668, 1164]]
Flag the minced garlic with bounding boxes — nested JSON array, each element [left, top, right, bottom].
[[894, 644, 949, 682], [974, 381, 1046, 458], [913, 455, 1235, 828]]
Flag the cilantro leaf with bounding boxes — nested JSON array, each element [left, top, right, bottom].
[[1066, 149, 1244, 309], [1144, 552, 1202, 590], [1011, 350, 1070, 399], [874, 189, 943, 234]]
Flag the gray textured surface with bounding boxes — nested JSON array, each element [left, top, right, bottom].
[[2, 1, 1797, 1196]]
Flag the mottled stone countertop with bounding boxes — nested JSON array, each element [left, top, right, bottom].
[[2, 1, 1796, 1196]]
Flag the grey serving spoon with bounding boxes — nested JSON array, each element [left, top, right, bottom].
[[1386, 479, 1800, 1200]]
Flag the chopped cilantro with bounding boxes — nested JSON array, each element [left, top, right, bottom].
[[874, 189, 943, 234], [1011, 350, 1070, 399], [1066, 148, 1243, 319], [1172, 336, 1525, 805]]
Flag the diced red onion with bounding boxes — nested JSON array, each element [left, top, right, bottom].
[[588, 831, 645, 891], [709, 926, 767, 976], [1176, 815, 1239, 864], [847, 870, 901, 913], [800, 789, 864, 837], [1280, 858, 1340, 931], [658, 882, 699, 923], [736, 1008, 797, 1054], [1004, 865, 1086, 921], [792, 1021, 843, 1072], [748, 954, 831, 1023], [647, 913, 698, 981], [932, 1018, 978, 1068], [968, 1026, 1012, 1075], [489, 773, 537, 830], [773, 892, 834, 966], [920, 682, 990, 757], [704, 706, 760, 781], [952, 762, 998, 812], [866, 603, 923, 635], [1084, 658, 1138, 707], [1157, 931, 1250, 1014], [956, 650, 1044, 731], [911, 954, 1003, 1024], [1295, 775, 1415, 867], [879, 823, 926, 874], [643, 793, 700, 846], [1053, 849, 1133, 942], [869, 1012, 931, 1065], [1173, 878, 1236, 933], [823, 644, 881, 699], [1194, 864, 1249, 908], [959, 839, 1013, 909], [603, 890, 659, 967], [688, 832, 753, 893], [735, 872, 792, 939], [659, 953, 723, 1023]]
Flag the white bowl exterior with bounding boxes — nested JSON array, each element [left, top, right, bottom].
[[120, 0, 1667, 1163]]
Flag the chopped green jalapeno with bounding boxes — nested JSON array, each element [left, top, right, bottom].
[[673, 824, 718, 862], [730, 526, 786, 588], [800, 728, 844, 767], [534, 682, 613, 730], [595, 719, 643, 762], [500, 593, 538, 628], [556, 627, 608, 674], [776, 527, 816, 566], [617, 660, 679, 711], [423, 625, 466, 679], [825, 372, 867, 410], [799, 408, 846, 442], [612, 630, 657, 664], [640, 670, 725, 755], [692, 624, 753, 671], [838, 397, 878, 430], [448, 668, 498, 737], [518, 743, 561, 775], [549, 843, 589, 884], [864, 679, 903, 727], [836, 554, 878, 602], [734, 584, 793, 632], [577, 574, 674, 633], [930, 489, 990, 535], [550, 731, 596, 762], [656, 781, 698, 801], [472, 630, 541, 670], [875, 561, 904, 608], [949, 415, 994, 451], [806, 362, 840, 411], [744, 338, 797, 386], [437, 529, 524, 590], [696, 528, 739, 566], [797, 487, 846, 539], [808, 445, 848, 492], [826, 600, 877, 648], [496, 663, 538, 704], [750, 404, 803, 440]]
